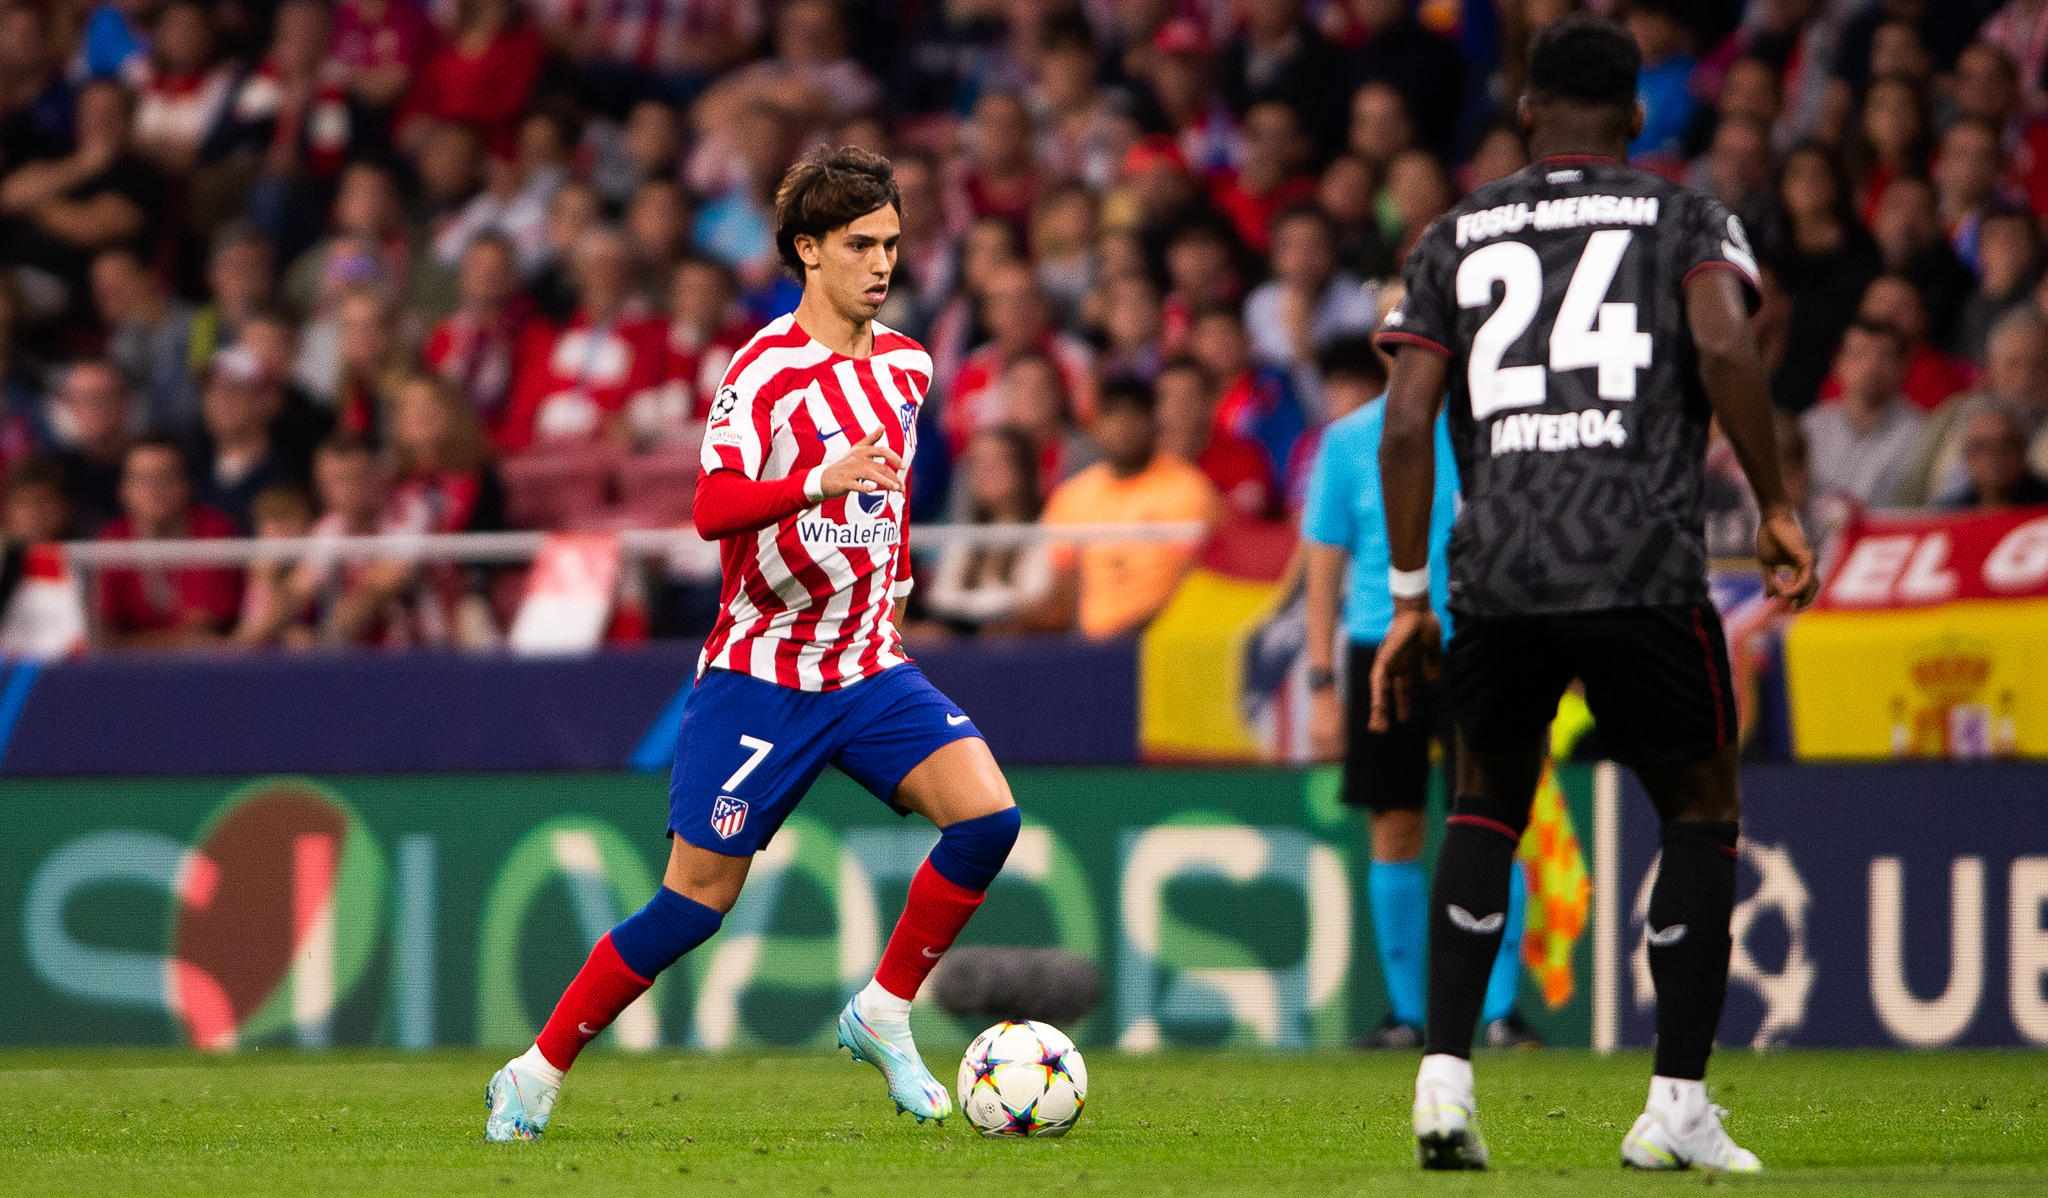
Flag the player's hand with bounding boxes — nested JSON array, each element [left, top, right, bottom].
[[1757, 504, 1819, 612], [1368, 601, 1442, 734], [1308, 685, 1344, 761], [819, 427, 903, 498]]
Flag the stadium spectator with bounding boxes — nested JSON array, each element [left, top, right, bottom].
[[1339, 0, 1465, 163], [1218, 0, 1344, 158], [94, 437, 243, 646], [874, 150, 953, 341], [186, 345, 302, 531], [231, 481, 318, 649], [1243, 204, 1377, 414], [1209, 99, 1316, 255], [90, 247, 199, 432], [1692, 114, 1775, 235], [328, 287, 413, 439], [1801, 320, 1925, 507], [948, 92, 1042, 233], [1159, 217, 1243, 352], [434, 111, 572, 277], [946, 259, 1094, 454], [530, 178, 602, 322], [990, 350, 1097, 497], [1936, 118, 2009, 272], [0, 3, 74, 169], [384, 373, 504, 644], [625, 256, 752, 447], [1845, 74, 1928, 230], [396, 0, 548, 158], [1625, 0, 1698, 165], [1142, 18, 1237, 181], [499, 225, 666, 451], [50, 360, 133, 534], [0, 77, 162, 322], [5, 454, 71, 544], [1899, 308, 2048, 504], [919, 427, 1052, 635], [545, 0, 761, 116], [625, 177, 693, 306], [1040, 377, 1222, 640], [1188, 305, 1307, 484], [1869, 177, 1974, 350], [132, 0, 235, 178], [1769, 144, 1881, 412], [1153, 357, 1274, 519], [1094, 272, 1166, 386], [333, 0, 434, 116], [1347, 79, 1416, 173], [1945, 401, 2048, 509], [424, 233, 551, 438], [1954, 206, 2040, 362], [1819, 274, 1976, 412], [187, 221, 278, 367]]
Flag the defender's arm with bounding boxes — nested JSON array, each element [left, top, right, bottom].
[[1683, 269, 1819, 609]]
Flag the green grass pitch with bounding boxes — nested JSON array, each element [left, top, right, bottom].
[[2, 1048, 2043, 1195]]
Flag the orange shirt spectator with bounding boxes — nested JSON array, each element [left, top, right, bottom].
[[1042, 380, 1223, 639], [94, 440, 244, 646]]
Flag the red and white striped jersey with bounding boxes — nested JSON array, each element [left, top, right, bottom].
[[697, 314, 931, 691]]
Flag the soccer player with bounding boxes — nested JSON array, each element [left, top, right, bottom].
[[1370, 15, 1818, 1172], [484, 147, 1020, 1140]]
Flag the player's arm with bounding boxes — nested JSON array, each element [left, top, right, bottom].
[[1303, 541, 1348, 759], [1369, 346, 1450, 732], [1684, 269, 1819, 610], [693, 424, 904, 541]]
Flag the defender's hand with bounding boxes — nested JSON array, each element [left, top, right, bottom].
[[818, 427, 902, 498], [1308, 686, 1344, 761], [1369, 601, 1442, 733], [1757, 505, 1819, 611]]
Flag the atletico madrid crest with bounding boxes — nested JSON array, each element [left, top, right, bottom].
[[710, 795, 749, 839]]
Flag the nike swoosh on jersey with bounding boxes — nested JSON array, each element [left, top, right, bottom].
[[1647, 924, 1689, 947], [946, 713, 970, 725], [1447, 904, 1505, 935], [817, 424, 856, 441]]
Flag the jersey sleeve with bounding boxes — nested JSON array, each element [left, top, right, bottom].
[[1375, 217, 1459, 358], [1678, 191, 1763, 311], [699, 364, 776, 481]]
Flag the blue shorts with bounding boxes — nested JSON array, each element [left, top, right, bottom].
[[669, 663, 984, 856]]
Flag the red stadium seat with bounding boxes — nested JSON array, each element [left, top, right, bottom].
[[499, 445, 621, 529], [613, 446, 701, 524]]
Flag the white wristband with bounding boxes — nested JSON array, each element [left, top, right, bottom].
[[802, 465, 827, 504], [1388, 565, 1430, 599]]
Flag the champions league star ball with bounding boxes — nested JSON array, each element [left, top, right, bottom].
[[957, 1021, 1088, 1138]]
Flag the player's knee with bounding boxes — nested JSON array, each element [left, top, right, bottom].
[[929, 804, 1021, 892]]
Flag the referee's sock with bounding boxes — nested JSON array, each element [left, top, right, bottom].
[[1368, 858, 1429, 1028], [1648, 820, 1740, 1081], [1423, 797, 1527, 1060]]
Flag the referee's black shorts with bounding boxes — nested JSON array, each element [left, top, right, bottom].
[[1341, 639, 1454, 813], [1443, 604, 1739, 771]]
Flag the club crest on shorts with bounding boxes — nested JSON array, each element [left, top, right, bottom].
[[710, 794, 749, 840]]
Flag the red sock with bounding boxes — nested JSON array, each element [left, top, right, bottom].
[[534, 933, 652, 1071], [874, 859, 985, 1001]]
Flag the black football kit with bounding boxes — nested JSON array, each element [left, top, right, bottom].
[[1378, 155, 1757, 769]]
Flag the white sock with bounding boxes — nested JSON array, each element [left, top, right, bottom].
[[1648, 1076, 1707, 1127], [854, 978, 913, 1026], [516, 1044, 566, 1089], [1417, 1053, 1474, 1097]]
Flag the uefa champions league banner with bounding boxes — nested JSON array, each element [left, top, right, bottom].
[[1603, 764, 2048, 1050], [0, 767, 1596, 1052]]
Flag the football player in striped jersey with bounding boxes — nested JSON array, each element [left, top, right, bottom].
[[486, 148, 1020, 1141]]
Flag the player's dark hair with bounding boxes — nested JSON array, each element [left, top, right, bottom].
[[1318, 334, 1387, 390], [773, 146, 902, 277], [1526, 13, 1640, 112], [1097, 376, 1156, 418]]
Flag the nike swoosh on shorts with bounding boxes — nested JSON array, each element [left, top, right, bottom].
[[946, 714, 970, 725], [1647, 924, 1689, 947]]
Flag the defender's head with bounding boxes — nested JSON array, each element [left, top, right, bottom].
[[775, 146, 902, 323], [1520, 13, 1645, 149]]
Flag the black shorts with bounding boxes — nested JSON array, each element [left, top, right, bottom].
[[1443, 604, 1738, 770], [1342, 640, 1453, 813]]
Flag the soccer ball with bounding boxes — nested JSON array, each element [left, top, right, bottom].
[[957, 1020, 1088, 1138]]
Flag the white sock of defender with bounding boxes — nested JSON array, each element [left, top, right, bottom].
[[1647, 1076, 1707, 1128], [854, 978, 913, 1027], [515, 1043, 566, 1089], [1417, 1053, 1475, 1098]]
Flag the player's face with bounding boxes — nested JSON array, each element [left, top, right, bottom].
[[809, 205, 900, 324]]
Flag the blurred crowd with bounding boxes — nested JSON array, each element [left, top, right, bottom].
[[4, 0, 2048, 650]]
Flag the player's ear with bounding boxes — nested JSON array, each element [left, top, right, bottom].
[[794, 233, 821, 271], [1631, 99, 1647, 141], [1516, 94, 1534, 137]]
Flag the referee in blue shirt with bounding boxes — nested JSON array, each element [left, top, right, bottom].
[[1300, 335, 1535, 1049]]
